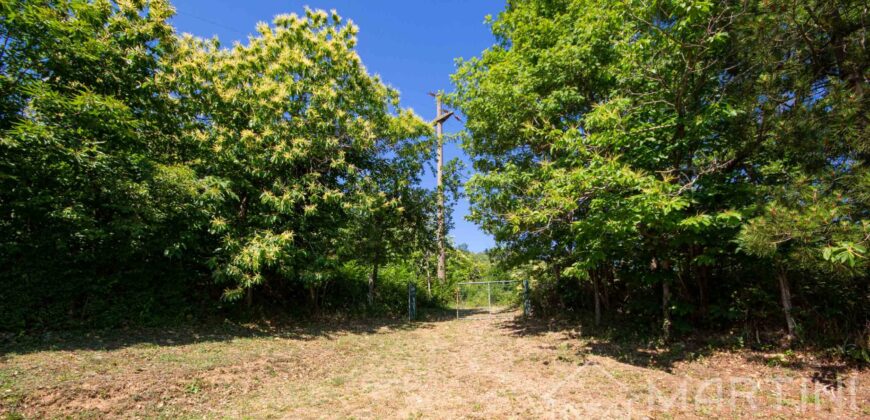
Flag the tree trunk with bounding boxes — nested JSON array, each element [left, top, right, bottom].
[[602, 264, 612, 311], [308, 285, 318, 315], [662, 280, 671, 342], [592, 269, 601, 326], [424, 253, 432, 299], [777, 268, 797, 341], [239, 194, 253, 308], [553, 262, 564, 309], [689, 244, 709, 319], [368, 254, 380, 306], [659, 258, 672, 341], [697, 264, 709, 317]]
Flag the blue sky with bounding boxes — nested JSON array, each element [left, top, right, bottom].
[[170, 0, 500, 252]]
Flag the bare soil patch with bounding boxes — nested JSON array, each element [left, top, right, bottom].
[[1, 313, 868, 418]]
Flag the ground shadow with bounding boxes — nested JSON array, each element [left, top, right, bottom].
[[494, 316, 708, 372], [579, 338, 716, 373], [741, 352, 863, 390], [419, 306, 520, 322], [493, 316, 861, 375], [0, 313, 447, 357]]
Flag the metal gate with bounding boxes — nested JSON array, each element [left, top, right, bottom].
[[407, 279, 530, 321], [454, 279, 530, 320]]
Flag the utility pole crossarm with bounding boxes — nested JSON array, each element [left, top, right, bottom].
[[432, 93, 453, 285], [432, 110, 455, 126]]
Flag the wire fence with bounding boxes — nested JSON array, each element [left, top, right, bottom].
[[454, 280, 528, 320], [407, 279, 530, 321]]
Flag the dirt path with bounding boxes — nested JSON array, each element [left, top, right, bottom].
[[1, 313, 868, 418]]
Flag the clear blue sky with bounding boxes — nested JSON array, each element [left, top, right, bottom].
[[170, 0, 499, 252]]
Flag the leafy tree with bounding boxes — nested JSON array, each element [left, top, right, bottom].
[[452, 0, 868, 343], [0, 0, 206, 329], [343, 130, 435, 305], [0, 2, 438, 327], [167, 9, 431, 307]]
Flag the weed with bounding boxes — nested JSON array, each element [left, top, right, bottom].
[[801, 393, 820, 405], [185, 378, 203, 395]]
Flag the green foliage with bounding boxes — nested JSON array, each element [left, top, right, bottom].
[[0, 0, 208, 330], [1, 0, 866, 361], [451, 0, 869, 345], [0, 3, 437, 328], [166, 9, 432, 304]]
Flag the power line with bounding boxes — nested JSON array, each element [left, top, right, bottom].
[[174, 10, 248, 37]]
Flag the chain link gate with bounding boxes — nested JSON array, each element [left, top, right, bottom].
[[454, 279, 530, 320], [408, 279, 530, 322]]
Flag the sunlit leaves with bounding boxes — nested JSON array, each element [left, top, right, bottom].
[[452, 0, 869, 339], [168, 9, 429, 300]]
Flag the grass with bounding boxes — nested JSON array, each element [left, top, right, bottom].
[[0, 312, 867, 418]]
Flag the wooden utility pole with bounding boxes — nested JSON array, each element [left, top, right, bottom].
[[431, 94, 454, 284]]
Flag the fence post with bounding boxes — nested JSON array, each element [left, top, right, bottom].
[[523, 279, 530, 317], [408, 282, 416, 322], [487, 282, 492, 313], [455, 287, 459, 319]]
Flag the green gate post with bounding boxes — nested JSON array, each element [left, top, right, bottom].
[[487, 282, 492, 313], [408, 282, 417, 322], [522, 279, 530, 317]]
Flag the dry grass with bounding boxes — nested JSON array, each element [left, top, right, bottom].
[[1, 312, 868, 418]]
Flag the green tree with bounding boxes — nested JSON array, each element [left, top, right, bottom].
[[453, 0, 868, 341], [344, 132, 434, 306], [167, 9, 430, 307], [0, 0, 205, 329]]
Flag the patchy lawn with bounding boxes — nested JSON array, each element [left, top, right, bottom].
[[1, 312, 868, 418]]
